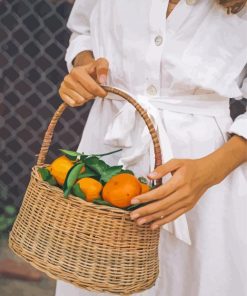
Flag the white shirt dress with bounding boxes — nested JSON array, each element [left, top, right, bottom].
[[55, 1, 247, 295]]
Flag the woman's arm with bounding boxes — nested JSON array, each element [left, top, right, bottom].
[[208, 135, 247, 183], [130, 65, 247, 229], [59, 0, 109, 107], [130, 135, 247, 230]]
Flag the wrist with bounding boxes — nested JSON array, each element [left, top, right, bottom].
[[197, 155, 223, 187], [229, 135, 247, 162], [202, 153, 228, 186], [203, 135, 247, 185], [73, 50, 94, 67]]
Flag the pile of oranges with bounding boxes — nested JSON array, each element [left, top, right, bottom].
[[38, 150, 152, 210]]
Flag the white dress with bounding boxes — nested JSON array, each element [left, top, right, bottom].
[[56, 1, 247, 295]]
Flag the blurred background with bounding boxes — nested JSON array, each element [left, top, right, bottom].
[[0, 0, 92, 295]]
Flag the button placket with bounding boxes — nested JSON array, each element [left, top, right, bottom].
[[145, 0, 167, 97]]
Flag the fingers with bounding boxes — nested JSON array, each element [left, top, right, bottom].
[[130, 180, 175, 204], [130, 188, 185, 220], [59, 81, 87, 107], [130, 159, 186, 205], [60, 94, 84, 107], [71, 65, 107, 97], [59, 57, 110, 106], [135, 199, 191, 226], [148, 159, 183, 180], [95, 58, 109, 84], [64, 75, 94, 100], [150, 208, 187, 230], [63, 88, 87, 105], [131, 174, 182, 205], [135, 210, 169, 226]]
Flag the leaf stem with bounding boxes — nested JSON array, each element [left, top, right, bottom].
[[93, 149, 122, 158]]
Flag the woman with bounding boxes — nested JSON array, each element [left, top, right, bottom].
[[56, 0, 247, 295]]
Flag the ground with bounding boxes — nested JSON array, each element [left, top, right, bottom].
[[0, 237, 56, 296]]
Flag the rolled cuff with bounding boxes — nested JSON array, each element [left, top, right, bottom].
[[228, 113, 247, 140], [65, 34, 92, 72]]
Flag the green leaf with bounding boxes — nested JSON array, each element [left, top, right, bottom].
[[4, 205, 16, 216], [100, 165, 123, 183], [38, 167, 57, 186], [85, 156, 109, 175], [38, 167, 51, 181], [80, 154, 90, 162], [93, 198, 113, 207], [47, 176, 57, 186], [78, 166, 99, 179], [138, 176, 148, 184], [150, 183, 159, 190], [72, 183, 86, 200], [60, 149, 83, 161], [125, 201, 153, 211], [124, 204, 144, 211], [63, 162, 85, 198], [120, 169, 134, 175], [60, 149, 122, 163]]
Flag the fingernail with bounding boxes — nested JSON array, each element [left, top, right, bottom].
[[130, 213, 140, 220], [99, 74, 107, 84], [148, 172, 159, 178], [131, 198, 139, 205]]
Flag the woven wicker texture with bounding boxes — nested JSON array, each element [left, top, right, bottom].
[[219, 0, 247, 14], [9, 86, 162, 295]]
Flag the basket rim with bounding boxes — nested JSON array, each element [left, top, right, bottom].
[[32, 165, 130, 214]]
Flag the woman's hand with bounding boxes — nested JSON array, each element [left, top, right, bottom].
[[130, 158, 217, 230], [59, 53, 109, 107], [130, 135, 247, 230]]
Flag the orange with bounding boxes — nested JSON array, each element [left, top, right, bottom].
[[140, 182, 151, 194], [77, 178, 103, 202], [102, 173, 142, 208], [48, 156, 74, 186], [49, 156, 86, 186]]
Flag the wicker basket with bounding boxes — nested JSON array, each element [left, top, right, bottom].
[[9, 86, 163, 295]]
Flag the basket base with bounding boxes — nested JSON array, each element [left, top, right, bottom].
[[9, 234, 158, 295]]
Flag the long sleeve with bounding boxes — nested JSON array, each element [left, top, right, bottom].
[[228, 69, 247, 139], [65, 0, 97, 71]]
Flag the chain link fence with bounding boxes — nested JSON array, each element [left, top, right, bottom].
[[0, 0, 92, 225]]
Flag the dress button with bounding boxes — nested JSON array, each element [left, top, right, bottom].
[[186, 0, 197, 5], [154, 35, 163, 46], [147, 85, 157, 96]]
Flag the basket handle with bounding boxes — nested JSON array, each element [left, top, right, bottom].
[[36, 86, 163, 186]]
